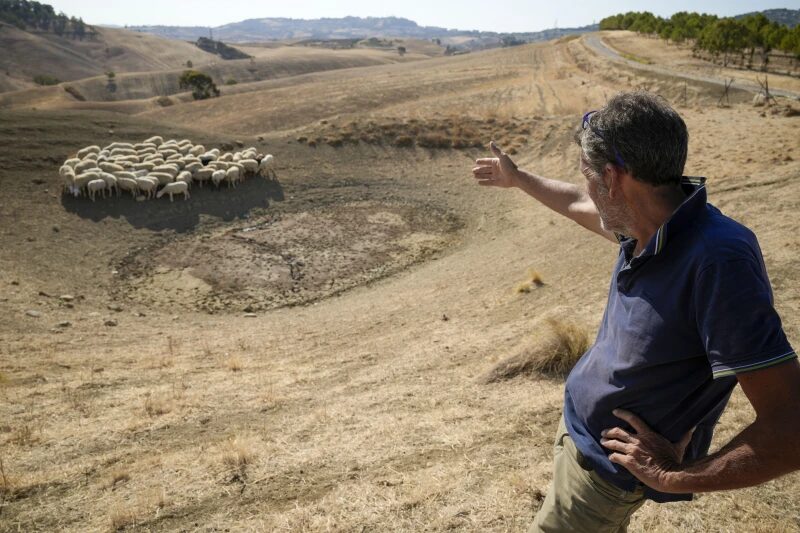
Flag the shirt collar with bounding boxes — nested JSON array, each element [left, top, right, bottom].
[[617, 176, 707, 261]]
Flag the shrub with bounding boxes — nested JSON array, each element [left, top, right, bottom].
[[63, 85, 85, 101], [417, 134, 452, 149], [481, 318, 591, 382], [393, 135, 414, 147], [225, 78, 238, 85], [156, 96, 174, 107], [33, 74, 60, 86], [178, 69, 220, 100]]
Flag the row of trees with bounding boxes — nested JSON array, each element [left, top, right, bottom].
[[600, 11, 800, 67], [0, 0, 91, 39]]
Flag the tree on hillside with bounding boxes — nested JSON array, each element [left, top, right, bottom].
[[105, 71, 117, 93], [179, 70, 220, 100], [397, 45, 406, 56], [698, 18, 748, 66]]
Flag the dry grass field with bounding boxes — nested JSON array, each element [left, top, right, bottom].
[[0, 30, 799, 532], [0, 24, 219, 92], [600, 30, 800, 95]]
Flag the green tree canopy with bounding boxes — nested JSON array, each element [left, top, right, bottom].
[[178, 70, 220, 100]]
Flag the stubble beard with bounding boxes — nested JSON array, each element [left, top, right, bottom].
[[595, 183, 634, 237]]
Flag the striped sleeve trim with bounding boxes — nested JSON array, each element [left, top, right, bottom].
[[712, 350, 797, 379]]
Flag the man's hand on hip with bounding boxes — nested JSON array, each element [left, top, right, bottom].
[[601, 409, 695, 493], [472, 141, 519, 188]]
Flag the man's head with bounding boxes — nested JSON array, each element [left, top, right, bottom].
[[574, 91, 689, 187], [574, 91, 689, 235]]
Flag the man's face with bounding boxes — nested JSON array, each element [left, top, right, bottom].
[[580, 153, 633, 235]]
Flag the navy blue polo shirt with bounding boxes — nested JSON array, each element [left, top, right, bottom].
[[563, 176, 796, 503]]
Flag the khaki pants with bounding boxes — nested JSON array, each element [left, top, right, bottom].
[[529, 416, 646, 533]]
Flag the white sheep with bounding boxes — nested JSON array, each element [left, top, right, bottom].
[[74, 160, 98, 174], [209, 161, 230, 171], [239, 159, 259, 174], [211, 169, 227, 187], [117, 177, 139, 197], [60, 166, 76, 192], [63, 157, 81, 168], [199, 153, 217, 165], [156, 181, 190, 202], [184, 162, 202, 173], [152, 164, 179, 178], [99, 162, 124, 173], [225, 166, 242, 188], [144, 136, 164, 145], [259, 154, 274, 178], [99, 172, 119, 197], [110, 148, 137, 157], [76, 145, 100, 159], [59, 164, 75, 178], [193, 168, 214, 187], [148, 172, 174, 186], [189, 145, 205, 156], [87, 179, 107, 201], [133, 162, 156, 171], [135, 177, 159, 199], [105, 142, 134, 150]]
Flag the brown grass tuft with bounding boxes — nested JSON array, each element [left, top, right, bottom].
[[108, 468, 131, 488], [143, 393, 172, 417], [0, 456, 11, 495], [225, 355, 244, 372], [9, 424, 38, 446], [109, 504, 138, 531], [481, 317, 590, 382], [515, 268, 545, 293], [220, 435, 257, 472]]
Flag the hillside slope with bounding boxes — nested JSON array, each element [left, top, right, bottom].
[[0, 23, 217, 92]]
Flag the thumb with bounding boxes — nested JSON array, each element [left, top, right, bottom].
[[489, 140, 503, 157]]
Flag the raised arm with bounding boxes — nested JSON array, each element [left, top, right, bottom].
[[472, 141, 616, 244]]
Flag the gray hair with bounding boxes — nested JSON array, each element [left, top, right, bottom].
[[574, 91, 689, 187]]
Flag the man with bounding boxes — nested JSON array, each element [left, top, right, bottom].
[[471, 91, 799, 532]]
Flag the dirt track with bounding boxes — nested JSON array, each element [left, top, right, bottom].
[[1, 34, 799, 532]]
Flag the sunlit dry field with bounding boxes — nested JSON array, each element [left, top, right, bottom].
[[1, 31, 799, 531]]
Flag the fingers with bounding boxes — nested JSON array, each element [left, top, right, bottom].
[[600, 427, 633, 442], [472, 165, 493, 174], [475, 158, 497, 165], [489, 140, 503, 156], [608, 452, 633, 468], [612, 409, 650, 434], [600, 437, 635, 454]]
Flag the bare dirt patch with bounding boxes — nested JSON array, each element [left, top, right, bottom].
[[115, 199, 462, 312]]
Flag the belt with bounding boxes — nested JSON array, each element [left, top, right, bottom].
[[574, 447, 594, 471]]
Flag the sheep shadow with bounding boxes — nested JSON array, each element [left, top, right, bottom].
[[61, 177, 285, 233]]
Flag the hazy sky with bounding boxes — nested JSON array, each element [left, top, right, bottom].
[[47, 1, 800, 33]]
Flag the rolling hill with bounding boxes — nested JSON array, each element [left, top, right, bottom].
[[0, 22, 217, 92]]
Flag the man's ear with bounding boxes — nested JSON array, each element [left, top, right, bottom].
[[603, 163, 619, 199]]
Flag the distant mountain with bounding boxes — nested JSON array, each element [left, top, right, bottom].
[[127, 16, 598, 47], [734, 8, 800, 28]]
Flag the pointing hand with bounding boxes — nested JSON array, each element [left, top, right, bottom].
[[471, 141, 519, 188]]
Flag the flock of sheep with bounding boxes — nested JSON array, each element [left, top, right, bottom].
[[59, 136, 275, 202]]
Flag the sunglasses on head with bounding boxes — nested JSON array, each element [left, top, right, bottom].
[[582, 111, 626, 168]]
